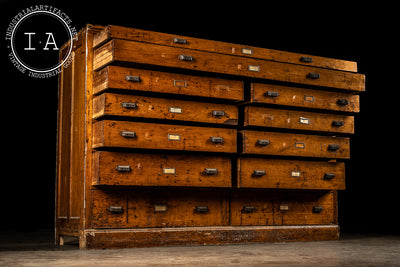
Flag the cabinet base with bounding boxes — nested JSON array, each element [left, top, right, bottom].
[[79, 225, 339, 249]]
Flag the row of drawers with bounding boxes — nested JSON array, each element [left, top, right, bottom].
[[93, 38, 365, 92], [93, 25, 358, 72], [93, 120, 349, 158], [94, 66, 360, 113], [93, 151, 345, 190], [92, 190, 335, 228], [93, 93, 355, 133]]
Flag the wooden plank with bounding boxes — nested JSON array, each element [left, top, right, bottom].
[[244, 106, 355, 134], [237, 158, 345, 190], [93, 25, 358, 72], [93, 66, 244, 101], [251, 83, 360, 113], [93, 93, 238, 125], [240, 130, 350, 159], [92, 190, 228, 228], [93, 120, 237, 153], [93, 39, 365, 92], [92, 151, 232, 187], [83, 225, 340, 249]]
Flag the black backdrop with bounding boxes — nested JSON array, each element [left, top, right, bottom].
[[1, 0, 398, 234]]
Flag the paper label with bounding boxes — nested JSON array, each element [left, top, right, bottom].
[[291, 171, 301, 177], [169, 107, 182, 114], [295, 142, 305, 149], [163, 168, 176, 174], [299, 117, 310, 125], [241, 48, 253, 55], [280, 204, 289, 211], [248, 65, 260, 72], [168, 134, 181, 141], [154, 204, 167, 212]]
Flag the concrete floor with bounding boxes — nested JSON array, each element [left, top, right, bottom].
[[0, 230, 399, 267]]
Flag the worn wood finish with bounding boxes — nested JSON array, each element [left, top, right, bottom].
[[237, 158, 345, 190], [93, 25, 357, 72], [92, 151, 232, 187], [244, 106, 355, 134], [93, 120, 237, 153], [251, 83, 360, 113], [93, 93, 238, 125], [93, 39, 365, 92], [240, 130, 350, 159], [231, 191, 335, 226], [83, 225, 340, 249], [92, 190, 229, 228], [93, 66, 244, 101]]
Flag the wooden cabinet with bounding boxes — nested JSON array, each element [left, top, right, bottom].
[[56, 24, 364, 249]]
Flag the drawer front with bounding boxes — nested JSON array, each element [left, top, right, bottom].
[[244, 106, 354, 134], [251, 83, 360, 113], [94, 39, 365, 92], [240, 130, 350, 159], [93, 93, 238, 125], [94, 25, 358, 72], [231, 191, 335, 226], [93, 151, 232, 187], [93, 120, 237, 153], [92, 190, 228, 228], [93, 66, 244, 101], [238, 158, 345, 190]]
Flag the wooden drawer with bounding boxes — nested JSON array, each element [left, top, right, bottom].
[[231, 191, 335, 226], [92, 190, 228, 228], [93, 120, 237, 153], [93, 66, 244, 101], [93, 151, 232, 187], [94, 25, 358, 72], [93, 93, 238, 125], [251, 83, 360, 113], [244, 106, 354, 134], [240, 130, 350, 159], [237, 158, 345, 190], [94, 39, 365, 92]]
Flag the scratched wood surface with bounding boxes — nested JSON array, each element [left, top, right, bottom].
[[237, 158, 345, 190], [92, 151, 232, 187], [93, 93, 238, 125]]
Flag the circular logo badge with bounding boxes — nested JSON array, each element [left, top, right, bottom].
[[6, 6, 77, 78]]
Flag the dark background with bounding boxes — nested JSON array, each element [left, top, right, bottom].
[[1, 0, 398, 235]]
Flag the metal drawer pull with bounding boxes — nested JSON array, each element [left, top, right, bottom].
[[253, 170, 266, 176], [324, 173, 335, 180], [210, 137, 224, 143], [242, 206, 256, 213], [173, 37, 187, 44], [178, 55, 194, 61], [212, 110, 225, 117], [256, 139, 270, 146], [108, 206, 123, 214], [307, 73, 321, 79], [265, 91, 279, 97], [116, 165, 131, 172], [120, 131, 136, 138], [195, 206, 209, 213], [121, 102, 137, 109], [204, 168, 218, 175], [332, 120, 345, 127], [125, 75, 140, 82], [337, 99, 349, 106], [313, 206, 324, 213], [328, 144, 340, 151], [300, 56, 314, 63]]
